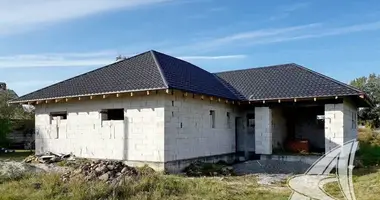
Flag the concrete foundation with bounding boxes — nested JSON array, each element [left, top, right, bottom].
[[164, 153, 236, 173], [260, 154, 320, 165]]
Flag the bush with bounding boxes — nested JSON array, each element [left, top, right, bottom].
[[0, 119, 11, 148], [357, 128, 380, 166]]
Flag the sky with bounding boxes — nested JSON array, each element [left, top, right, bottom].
[[1, 0, 380, 96]]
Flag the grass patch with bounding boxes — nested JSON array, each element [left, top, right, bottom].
[[0, 173, 290, 200], [324, 168, 380, 200], [357, 128, 380, 166], [322, 128, 380, 199]]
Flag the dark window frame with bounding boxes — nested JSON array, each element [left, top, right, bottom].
[[210, 110, 216, 128], [101, 109, 124, 121], [247, 113, 255, 128], [50, 111, 67, 124]]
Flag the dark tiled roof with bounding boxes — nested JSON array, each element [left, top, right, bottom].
[[15, 51, 167, 102], [214, 63, 363, 101], [153, 51, 237, 100], [13, 50, 238, 102], [13, 50, 365, 104]]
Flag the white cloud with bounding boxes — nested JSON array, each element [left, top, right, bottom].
[[0, 0, 171, 35], [179, 55, 246, 60], [7, 80, 58, 88], [278, 2, 310, 12], [211, 23, 320, 44], [268, 2, 310, 21], [0, 51, 117, 68], [181, 23, 320, 51], [0, 51, 246, 68], [182, 21, 380, 51], [6, 80, 59, 96], [247, 21, 380, 45]]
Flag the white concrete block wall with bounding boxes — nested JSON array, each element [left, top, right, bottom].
[[255, 107, 272, 154], [35, 94, 165, 162], [164, 93, 236, 162], [343, 99, 358, 143], [324, 100, 358, 152], [324, 103, 345, 152]]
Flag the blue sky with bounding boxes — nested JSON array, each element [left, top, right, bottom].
[[1, 0, 380, 96]]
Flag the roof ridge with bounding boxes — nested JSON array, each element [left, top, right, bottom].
[[214, 63, 294, 74], [150, 50, 169, 88], [213, 74, 244, 100], [151, 50, 239, 100], [292, 63, 363, 94], [155, 50, 218, 74], [15, 51, 153, 100]]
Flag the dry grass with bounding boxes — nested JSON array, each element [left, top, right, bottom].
[[324, 167, 380, 200], [2, 167, 380, 200], [322, 128, 380, 200], [0, 173, 290, 200]]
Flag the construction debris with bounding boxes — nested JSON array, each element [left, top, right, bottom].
[[22, 152, 155, 184], [184, 161, 235, 177], [23, 152, 75, 164], [60, 160, 145, 184]]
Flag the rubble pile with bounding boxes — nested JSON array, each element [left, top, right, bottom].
[[61, 160, 145, 184], [23, 152, 75, 164], [184, 161, 234, 177], [22, 152, 156, 184]]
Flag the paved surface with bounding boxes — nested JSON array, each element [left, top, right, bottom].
[[234, 160, 312, 175], [233, 160, 312, 185]]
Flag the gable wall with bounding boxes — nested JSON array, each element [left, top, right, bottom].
[[34, 93, 166, 163]]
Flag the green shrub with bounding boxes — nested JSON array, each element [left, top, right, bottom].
[[357, 128, 380, 166], [0, 119, 11, 148]]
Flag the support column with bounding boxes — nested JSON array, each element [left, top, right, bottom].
[[324, 103, 345, 152], [255, 107, 272, 154], [325, 100, 358, 153]]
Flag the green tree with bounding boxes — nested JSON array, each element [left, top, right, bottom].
[[0, 89, 34, 147], [350, 73, 380, 128]]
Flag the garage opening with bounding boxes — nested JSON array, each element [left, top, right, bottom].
[[271, 105, 325, 155]]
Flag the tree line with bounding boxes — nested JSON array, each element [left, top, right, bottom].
[[350, 73, 380, 128], [0, 89, 34, 147]]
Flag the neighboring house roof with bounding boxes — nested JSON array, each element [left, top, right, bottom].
[[13, 50, 237, 102], [214, 63, 364, 101], [11, 50, 370, 106]]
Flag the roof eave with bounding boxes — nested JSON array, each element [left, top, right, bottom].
[[8, 87, 168, 104], [247, 94, 374, 107]]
